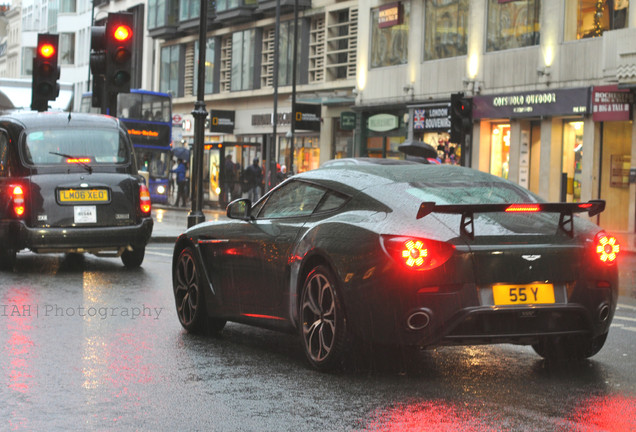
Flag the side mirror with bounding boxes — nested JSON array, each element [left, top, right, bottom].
[[227, 198, 253, 220]]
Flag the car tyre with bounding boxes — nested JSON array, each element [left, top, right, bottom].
[[0, 247, 17, 271], [173, 246, 226, 335], [299, 265, 349, 371], [532, 332, 608, 361], [121, 246, 145, 268]]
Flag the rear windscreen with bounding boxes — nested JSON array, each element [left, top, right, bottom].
[[22, 128, 130, 166]]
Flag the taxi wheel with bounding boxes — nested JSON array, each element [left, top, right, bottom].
[[299, 265, 349, 371], [173, 246, 226, 335], [0, 247, 17, 271], [532, 332, 608, 361], [121, 246, 145, 268]]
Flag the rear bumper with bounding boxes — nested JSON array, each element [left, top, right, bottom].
[[1, 218, 153, 253]]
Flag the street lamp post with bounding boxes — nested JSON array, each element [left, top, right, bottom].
[[188, 0, 209, 228]]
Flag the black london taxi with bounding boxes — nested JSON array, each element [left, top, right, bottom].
[[0, 111, 153, 269]]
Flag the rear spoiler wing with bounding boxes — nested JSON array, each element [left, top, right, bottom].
[[417, 200, 606, 239]]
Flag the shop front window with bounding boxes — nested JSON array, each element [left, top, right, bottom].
[[413, 130, 460, 165], [490, 124, 510, 179], [370, 2, 409, 68], [424, 0, 469, 60], [295, 136, 320, 173], [564, 0, 628, 40], [486, 0, 540, 52], [563, 121, 584, 202]]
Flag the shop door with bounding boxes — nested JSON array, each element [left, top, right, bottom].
[[529, 123, 541, 195]]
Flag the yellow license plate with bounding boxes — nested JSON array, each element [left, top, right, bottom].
[[492, 283, 555, 305], [59, 189, 109, 203]]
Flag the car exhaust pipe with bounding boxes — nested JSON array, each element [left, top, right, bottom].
[[407, 309, 432, 331], [598, 303, 610, 323]]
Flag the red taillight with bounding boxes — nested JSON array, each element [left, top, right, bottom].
[[11, 185, 25, 217], [382, 236, 454, 271], [140, 184, 151, 215], [595, 232, 619, 265], [505, 204, 540, 212]]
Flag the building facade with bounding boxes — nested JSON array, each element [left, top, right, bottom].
[[355, 0, 636, 237]]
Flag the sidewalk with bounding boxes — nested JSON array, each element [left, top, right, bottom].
[[150, 205, 225, 243], [149, 205, 636, 253]]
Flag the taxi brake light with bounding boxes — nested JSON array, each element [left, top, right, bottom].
[[140, 184, 151, 215], [12, 185, 26, 217]]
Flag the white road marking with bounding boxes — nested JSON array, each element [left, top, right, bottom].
[[613, 315, 636, 323], [617, 304, 636, 312]]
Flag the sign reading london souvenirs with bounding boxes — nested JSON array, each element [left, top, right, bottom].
[[209, 110, 235, 134], [293, 103, 321, 131], [473, 88, 590, 119], [412, 104, 451, 132], [592, 85, 633, 122]]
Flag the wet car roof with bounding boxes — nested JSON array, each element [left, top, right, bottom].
[[0, 111, 121, 130]]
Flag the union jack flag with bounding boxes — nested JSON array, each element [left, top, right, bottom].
[[413, 109, 426, 129]]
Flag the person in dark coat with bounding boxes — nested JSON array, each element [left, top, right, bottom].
[[171, 159, 188, 207], [243, 158, 263, 202]]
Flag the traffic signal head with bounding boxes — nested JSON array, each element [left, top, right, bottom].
[[31, 33, 60, 112], [449, 92, 472, 143], [105, 12, 134, 94]]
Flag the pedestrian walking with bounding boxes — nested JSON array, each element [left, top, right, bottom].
[[243, 158, 263, 202]]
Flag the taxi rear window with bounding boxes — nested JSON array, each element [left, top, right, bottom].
[[22, 128, 130, 166]]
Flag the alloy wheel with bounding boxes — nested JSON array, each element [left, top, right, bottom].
[[301, 271, 337, 364]]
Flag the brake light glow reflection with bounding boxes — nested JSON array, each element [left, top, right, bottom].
[[383, 236, 454, 272], [66, 158, 92, 164], [595, 233, 619, 264], [505, 204, 540, 212], [140, 184, 151, 214], [12, 185, 25, 217]]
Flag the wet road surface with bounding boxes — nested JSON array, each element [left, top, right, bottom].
[[1, 246, 635, 431]]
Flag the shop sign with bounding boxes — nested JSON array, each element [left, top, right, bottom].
[[293, 103, 321, 131], [340, 111, 356, 130], [378, 2, 403, 28], [412, 104, 451, 131], [592, 85, 633, 122], [210, 110, 235, 134], [473, 88, 590, 119], [251, 112, 293, 127], [368, 114, 399, 132]]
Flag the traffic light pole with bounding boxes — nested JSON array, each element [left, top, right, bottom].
[[187, 0, 208, 228]]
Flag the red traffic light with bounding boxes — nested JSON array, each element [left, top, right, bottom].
[[113, 25, 132, 43], [38, 43, 56, 59]]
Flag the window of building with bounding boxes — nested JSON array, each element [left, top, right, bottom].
[[60, 0, 76, 13], [262, 21, 298, 87], [370, 3, 409, 68], [21, 47, 35, 76], [148, 0, 179, 29], [486, 0, 540, 52], [179, 0, 200, 21], [231, 29, 256, 91], [216, 0, 257, 13], [59, 33, 75, 65], [424, 0, 469, 60], [194, 38, 216, 94], [161, 45, 183, 96], [490, 124, 510, 179], [564, 0, 628, 40]]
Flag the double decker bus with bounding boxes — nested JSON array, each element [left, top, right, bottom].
[[80, 89, 173, 204]]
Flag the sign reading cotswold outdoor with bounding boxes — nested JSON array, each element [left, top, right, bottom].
[[473, 88, 590, 119], [209, 110, 235, 134], [293, 103, 321, 131], [368, 113, 399, 132]]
